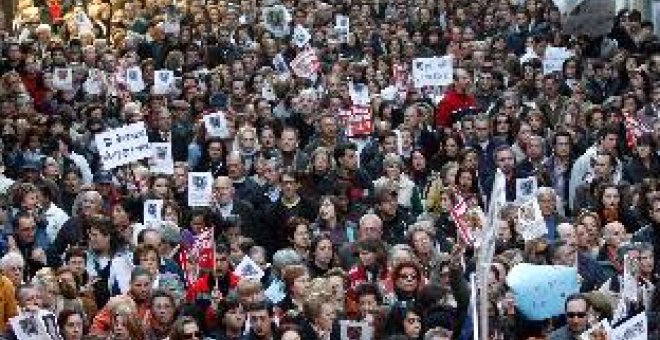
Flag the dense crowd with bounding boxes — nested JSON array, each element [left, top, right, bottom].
[[0, 0, 660, 339]]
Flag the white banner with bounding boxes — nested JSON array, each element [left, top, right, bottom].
[[411, 56, 453, 88], [95, 122, 151, 170], [188, 172, 213, 207]]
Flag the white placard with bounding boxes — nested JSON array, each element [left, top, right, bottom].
[[143, 199, 163, 228], [203, 112, 229, 138], [53, 68, 73, 91], [233, 255, 265, 281], [515, 176, 538, 203], [335, 15, 350, 44], [10, 310, 62, 340], [290, 49, 320, 79], [153, 70, 174, 95], [611, 312, 647, 340], [83, 68, 104, 95], [543, 47, 573, 75], [261, 81, 277, 101], [272, 53, 290, 77], [126, 66, 145, 93], [339, 320, 373, 340], [292, 25, 311, 48], [348, 82, 370, 106], [517, 198, 548, 241], [150, 142, 174, 174], [380, 85, 397, 101], [188, 172, 213, 207], [74, 10, 93, 31], [95, 122, 151, 170], [411, 56, 453, 88]]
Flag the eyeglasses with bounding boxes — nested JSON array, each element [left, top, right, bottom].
[[183, 331, 201, 339], [566, 312, 587, 319], [399, 273, 418, 280]]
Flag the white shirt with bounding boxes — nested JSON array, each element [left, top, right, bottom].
[[44, 203, 70, 244], [0, 175, 14, 195]]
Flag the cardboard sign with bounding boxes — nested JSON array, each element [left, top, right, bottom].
[[339, 320, 373, 340], [203, 112, 230, 139], [517, 198, 547, 241], [411, 56, 454, 88], [53, 68, 73, 91], [95, 122, 151, 170], [290, 49, 320, 79], [559, 0, 615, 37], [346, 105, 372, 137], [187, 172, 213, 207], [543, 47, 573, 75], [506, 264, 579, 320], [611, 312, 647, 340], [126, 66, 145, 93], [515, 176, 538, 203], [143, 199, 163, 228], [292, 25, 311, 48], [153, 70, 174, 95], [233, 255, 265, 281], [150, 142, 174, 175]]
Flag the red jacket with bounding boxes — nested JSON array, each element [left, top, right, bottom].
[[435, 89, 477, 128]]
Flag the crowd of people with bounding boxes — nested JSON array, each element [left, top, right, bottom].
[[0, 0, 660, 339]]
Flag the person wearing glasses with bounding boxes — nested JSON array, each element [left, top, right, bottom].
[[548, 293, 592, 340]]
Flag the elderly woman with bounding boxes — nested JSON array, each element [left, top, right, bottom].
[[373, 153, 423, 216]]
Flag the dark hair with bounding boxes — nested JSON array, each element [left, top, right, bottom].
[[355, 282, 383, 303], [333, 142, 357, 163], [565, 293, 589, 311], [57, 309, 87, 335], [245, 300, 271, 314]]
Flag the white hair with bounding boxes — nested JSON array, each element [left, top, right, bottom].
[[0, 252, 25, 271]]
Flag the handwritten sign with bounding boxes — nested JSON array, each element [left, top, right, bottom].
[[346, 105, 372, 137], [506, 263, 579, 320], [187, 172, 213, 207], [411, 56, 453, 88], [95, 122, 151, 170], [611, 312, 647, 340]]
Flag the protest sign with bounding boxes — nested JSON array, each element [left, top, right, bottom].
[[559, 0, 615, 37], [262, 5, 291, 38], [516, 198, 547, 241], [339, 320, 373, 340], [150, 142, 174, 175], [273, 53, 291, 78], [53, 68, 73, 91], [74, 10, 93, 31], [506, 263, 579, 320], [188, 172, 213, 207], [292, 25, 311, 48], [450, 195, 475, 246], [335, 15, 350, 43], [264, 280, 286, 303], [143, 199, 163, 229], [346, 105, 372, 137], [203, 112, 230, 139], [348, 82, 370, 106], [411, 56, 454, 88], [126, 66, 145, 93], [153, 70, 174, 95], [234, 255, 265, 281], [543, 47, 573, 75], [380, 85, 398, 101], [611, 312, 647, 340], [10, 310, 62, 340], [95, 122, 151, 170], [290, 49, 320, 79], [516, 176, 538, 203], [83, 68, 103, 95]]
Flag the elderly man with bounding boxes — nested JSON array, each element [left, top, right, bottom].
[[598, 221, 628, 274], [0, 252, 19, 330], [538, 187, 566, 241]]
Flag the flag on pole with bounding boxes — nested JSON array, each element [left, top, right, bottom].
[[450, 194, 474, 246]]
